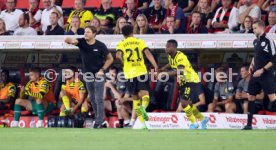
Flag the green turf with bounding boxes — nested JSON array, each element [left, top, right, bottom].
[[0, 128, 276, 150]]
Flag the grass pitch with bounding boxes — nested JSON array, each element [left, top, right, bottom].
[[0, 128, 276, 150]]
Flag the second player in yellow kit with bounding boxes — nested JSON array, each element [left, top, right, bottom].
[[159, 39, 209, 129], [116, 25, 158, 129]]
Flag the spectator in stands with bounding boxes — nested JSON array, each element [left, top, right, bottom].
[[45, 12, 64, 35], [161, 16, 180, 34], [114, 17, 127, 34], [265, 11, 276, 33], [14, 13, 37, 35], [186, 11, 208, 33], [138, 0, 150, 10], [94, 0, 116, 31], [238, 0, 261, 24], [41, 0, 64, 33], [212, 0, 239, 33], [193, 0, 213, 29], [134, 14, 155, 34], [90, 17, 107, 34], [104, 66, 133, 128], [0, 18, 9, 35], [146, 0, 166, 33], [238, 15, 254, 33], [122, 0, 140, 25], [28, 0, 42, 31], [0, 0, 23, 33], [235, 65, 264, 114], [66, 0, 93, 32], [0, 70, 16, 111], [0, 0, 6, 13], [261, 0, 276, 12], [208, 67, 236, 113], [163, 0, 186, 33], [183, 0, 199, 13], [65, 15, 84, 35]]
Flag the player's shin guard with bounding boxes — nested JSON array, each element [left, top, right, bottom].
[[133, 100, 145, 123], [247, 101, 255, 126], [191, 105, 204, 121], [62, 96, 70, 110], [184, 105, 196, 124], [36, 103, 45, 120], [14, 104, 21, 121], [141, 95, 150, 109]]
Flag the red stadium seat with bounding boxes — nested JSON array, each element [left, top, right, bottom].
[[62, 0, 75, 9], [112, 0, 125, 8], [39, 0, 44, 9], [16, 0, 29, 9], [85, 0, 101, 8]]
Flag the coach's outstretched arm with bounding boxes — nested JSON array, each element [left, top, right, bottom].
[[64, 37, 79, 45]]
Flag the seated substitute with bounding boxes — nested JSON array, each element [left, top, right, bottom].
[[235, 65, 264, 114], [59, 66, 88, 116], [0, 70, 16, 110], [11, 67, 57, 128], [208, 67, 236, 113], [104, 66, 133, 128]]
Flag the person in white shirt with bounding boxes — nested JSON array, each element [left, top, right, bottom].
[[0, 0, 23, 32], [14, 13, 37, 35], [41, 0, 63, 33], [28, 0, 42, 30], [238, 0, 261, 24], [212, 0, 239, 33]]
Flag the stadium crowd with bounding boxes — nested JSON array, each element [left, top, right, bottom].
[[0, 0, 275, 35], [0, 0, 276, 129]]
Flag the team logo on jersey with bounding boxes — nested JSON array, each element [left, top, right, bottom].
[[261, 42, 266, 47]]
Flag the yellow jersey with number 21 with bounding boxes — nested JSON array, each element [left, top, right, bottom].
[[116, 37, 148, 79]]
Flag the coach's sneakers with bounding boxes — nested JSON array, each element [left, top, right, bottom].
[[189, 123, 199, 129], [10, 121, 19, 128], [201, 117, 209, 130], [36, 120, 44, 128], [242, 125, 253, 130], [140, 106, 149, 121]]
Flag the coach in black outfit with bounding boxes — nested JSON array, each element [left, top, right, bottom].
[[243, 21, 276, 130], [64, 26, 113, 128]]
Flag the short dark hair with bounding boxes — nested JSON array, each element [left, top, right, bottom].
[[172, 0, 178, 5], [241, 64, 250, 71], [192, 11, 201, 16], [122, 25, 134, 37], [253, 20, 265, 27], [84, 26, 98, 34], [216, 66, 227, 73], [167, 39, 178, 48], [68, 66, 78, 73], [109, 66, 118, 74], [23, 13, 30, 24], [29, 67, 41, 74]]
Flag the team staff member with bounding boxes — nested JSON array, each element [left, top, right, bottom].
[[59, 66, 88, 116], [65, 26, 113, 129], [0, 70, 16, 110], [159, 39, 209, 129], [11, 67, 56, 128], [116, 25, 158, 129], [243, 20, 276, 130]]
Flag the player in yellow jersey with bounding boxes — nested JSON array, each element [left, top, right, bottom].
[[0, 70, 16, 110], [159, 39, 209, 129], [116, 25, 158, 129], [59, 66, 88, 116], [11, 67, 56, 128]]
